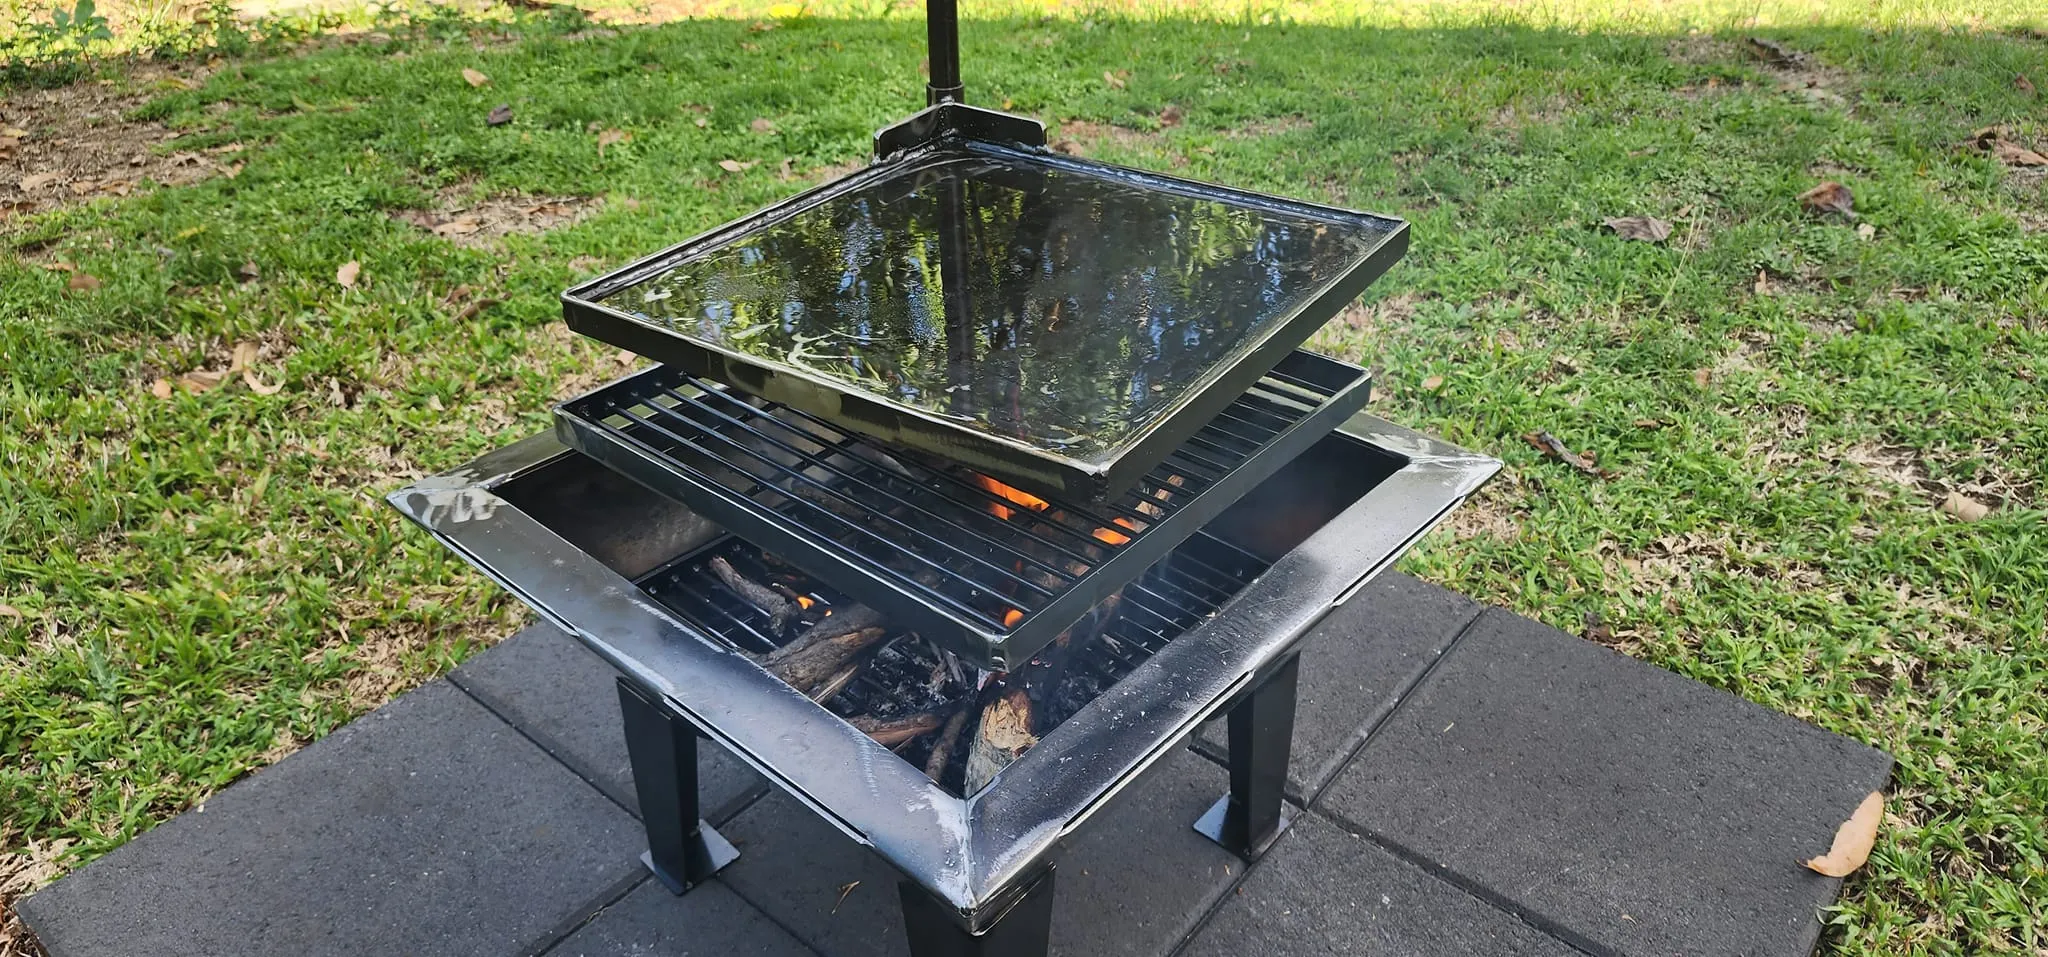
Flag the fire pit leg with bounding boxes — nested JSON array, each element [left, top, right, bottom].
[[898, 866, 1055, 957], [1193, 652, 1299, 859], [616, 678, 740, 894]]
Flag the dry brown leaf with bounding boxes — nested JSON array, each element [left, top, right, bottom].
[[750, 117, 777, 133], [1522, 431, 1613, 478], [336, 260, 361, 287], [67, 272, 102, 292], [1753, 270, 1773, 295], [150, 378, 174, 399], [1104, 70, 1127, 90], [1991, 139, 2048, 167], [1420, 374, 1445, 392], [42, 261, 75, 272], [432, 218, 483, 236], [243, 369, 285, 395], [2018, 73, 2037, 96], [67, 179, 97, 195], [1798, 181, 1855, 219], [19, 171, 62, 190], [487, 104, 514, 127], [1604, 216, 1671, 243], [1803, 791, 1883, 877], [453, 297, 502, 322], [1856, 223, 1876, 241], [1940, 491, 1991, 522], [230, 341, 259, 373], [1160, 104, 1184, 128], [207, 142, 246, 155], [1632, 418, 1666, 429], [614, 348, 636, 366], [1692, 368, 1713, 387], [238, 261, 261, 281], [462, 67, 490, 87], [175, 370, 229, 393], [718, 158, 757, 173]]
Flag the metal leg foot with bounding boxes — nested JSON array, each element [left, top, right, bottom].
[[1193, 652, 1299, 859], [899, 867, 1056, 957], [617, 678, 739, 894]]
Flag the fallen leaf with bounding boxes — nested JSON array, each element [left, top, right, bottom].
[[42, 261, 75, 272], [1803, 791, 1883, 877], [238, 261, 261, 281], [597, 128, 630, 156], [718, 158, 757, 173], [1104, 70, 1127, 90], [1798, 181, 1855, 219], [432, 218, 483, 236], [175, 370, 229, 393], [1521, 430, 1613, 478], [750, 117, 777, 133], [206, 142, 246, 155], [67, 179, 97, 196], [1692, 368, 1713, 387], [1582, 610, 1615, 645], [1940, 492, 1991, 522], [67, 272, 102, 292], [614, 348, 636, 366], [0, 603, 20, 618], [1420, 374, 1445, 392], [1991, 139, 2048, 167], [694, 116, 709, 128], [243, 369, 285, 395], [444, 283, 476, 305], [428, 394, 446, 412], [151, 378, 174, 399], [1632, 418, 1666, 429], [487, 104, 514, 127], [336, 260, 361, 288], [1159, 104, 1184, 128], [1744, 36, 1804, 67], [462, 67, 490, 87], [453, 297, 501, 322], [1856, 223, 1876, 241], [2017, 73, 2036, 96], [19, 172, 61, 190], [1604, 216, 1671, 243], [230, 341, 259, 373], [1753, 269, 1773, 295]]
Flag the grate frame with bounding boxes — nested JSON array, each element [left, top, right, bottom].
[[558, 350, 1366, 670]]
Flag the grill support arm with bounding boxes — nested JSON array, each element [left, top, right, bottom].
[[926, 0, 962, 105], [1193, 652, 1301, 858], [617, 678, 741, 893]]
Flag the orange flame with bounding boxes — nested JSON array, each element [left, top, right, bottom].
[[1092, 516, 1142, 546], [1002, 608, 1025, 628], [973, 474, 1051, 520], [795, 596, 815, 610]]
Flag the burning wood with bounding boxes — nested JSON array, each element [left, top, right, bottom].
[[709, 556, 800, 635], [965, 689, 1038, 794], [765, 603, 886, 667], [923, 707, 971, 782], [770, 626, 889, 694], [850, 711, 944, 747]]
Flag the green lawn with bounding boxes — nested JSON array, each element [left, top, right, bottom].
[[3, 1, 2045, 953]]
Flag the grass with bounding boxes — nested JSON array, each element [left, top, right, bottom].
[[2, 0, 2045, 953]]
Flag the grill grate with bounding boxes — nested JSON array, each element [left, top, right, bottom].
[[560, 350, 1366, 668], [637, 533, 1270, 794]]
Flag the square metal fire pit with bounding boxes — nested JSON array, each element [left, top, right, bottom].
[[388, 409, 1496, 953]]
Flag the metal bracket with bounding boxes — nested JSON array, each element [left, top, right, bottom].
[[874, 102, 1047, 161]]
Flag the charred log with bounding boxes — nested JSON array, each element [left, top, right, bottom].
[[965, 689, 1038, 794], [850, 711, 943, 747], [769, 626, 888, 694], [709, 556, 800, 636], [765, 603, 887, 667], [923, 706, 972, 783]]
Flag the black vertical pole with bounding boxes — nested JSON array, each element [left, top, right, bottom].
[[1193, 653, 1300, 858], [927, 0, 963, 105], [617, 678, 739, 894]]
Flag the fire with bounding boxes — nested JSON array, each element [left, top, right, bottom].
[[1091, 517, 1141, 546], [973, 474, 1051, 521], [795, 595, 815, 610], [1002, 608, 1025, 627]]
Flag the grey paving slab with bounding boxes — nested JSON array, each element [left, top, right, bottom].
[[18, 680, 646, 957], [718, 747, 1242, 957], [451, 622, 761, 820], [548, 879, 816, 957], [1195, 571, 1481, 801], [1322, 609, 1895, 957], [1182, 813, 1581, 957]]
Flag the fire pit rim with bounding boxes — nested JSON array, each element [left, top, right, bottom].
[[385, 409, 1497, 921]]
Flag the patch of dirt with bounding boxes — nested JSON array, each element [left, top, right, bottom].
[[1663, 33, 1853, 108], [1, 829, 61, 957], [1, 66, 241, 220], [1050, 119, 1168, 156], [1441, 479, 1523, 543], [1487, 94, 1574, 130], [389, 186, 603, 247]]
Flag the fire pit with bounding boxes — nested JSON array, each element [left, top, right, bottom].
[[387, 7, 1500, 955]]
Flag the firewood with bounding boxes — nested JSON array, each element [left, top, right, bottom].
[[708, 557, 799, 635], [764, 604, 886, 666], [809, 658, 865, 704], [965, 690, 1038, 794], [923, 706, 971, 783], [1022, 590, 1122, 728], [850, 711, 943, 747], [769, 627, 888, 694]]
